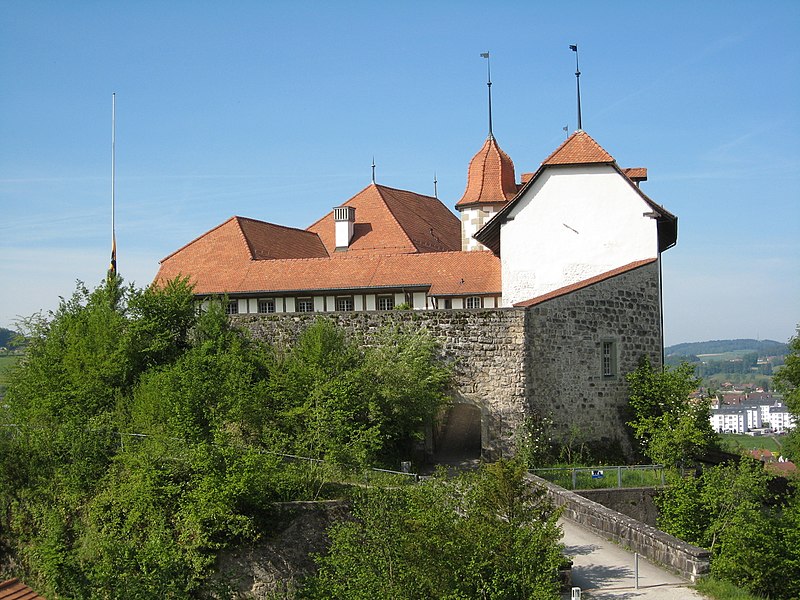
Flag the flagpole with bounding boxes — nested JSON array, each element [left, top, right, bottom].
[[110, 92, 117, 279]]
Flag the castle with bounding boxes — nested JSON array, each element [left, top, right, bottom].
[[156, 128, 677, 459]]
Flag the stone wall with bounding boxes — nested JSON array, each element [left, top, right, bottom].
[[529, 474, 710, 582], [235, 309, 528, 459], [233, 261, 663, 460], [576, 487, 660, 527], [524, 261, 663, 457]]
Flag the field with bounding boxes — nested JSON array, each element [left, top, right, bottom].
[[720, 433, 783, 454], [0, 354, 19, 386]]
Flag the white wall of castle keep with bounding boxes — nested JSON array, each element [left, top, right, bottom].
[[500, 165, 659, 305]]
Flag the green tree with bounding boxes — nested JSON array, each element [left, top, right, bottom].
[[0, 280, 455, 596], [656, 460, 800, 599], [774, 326, 800, 460], [626, 357, 718, 465], [267, 318, 451, 467], [304, 460, 564, 599]]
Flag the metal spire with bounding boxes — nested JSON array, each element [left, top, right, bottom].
[[371, 156, 376, 184], [569, 44, 582, 130], [433, 172, 438, 199], [480, 52, 493, 138]]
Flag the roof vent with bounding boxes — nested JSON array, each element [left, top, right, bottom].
[[334, 206, 356, 250]]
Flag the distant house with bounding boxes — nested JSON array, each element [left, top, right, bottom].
[[711, 405, 761, 433]]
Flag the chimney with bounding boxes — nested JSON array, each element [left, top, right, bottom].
[[334, 206, 356, 250]]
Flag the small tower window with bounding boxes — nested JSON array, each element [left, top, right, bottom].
[[602, 340, 617, 378]]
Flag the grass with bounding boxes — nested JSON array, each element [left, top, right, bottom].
[[720, 433, 783, 454], [529, 465, 665, 490], [0, 354, 19, 386], [694, 576, 767, 600]]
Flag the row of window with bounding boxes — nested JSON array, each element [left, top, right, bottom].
[[225, 295, 397, 315], [225, 295, 492, 315]]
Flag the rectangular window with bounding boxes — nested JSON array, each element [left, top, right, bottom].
[[225, 300, 238, 315], [336, 297, 354, 312], [466, 296, 481, 309], [377, 295, 394, 310], [602, 341, 617, 377], [444, 298, 453, 309], [297, 298, 314, 313], [258, 299, 275, 314]]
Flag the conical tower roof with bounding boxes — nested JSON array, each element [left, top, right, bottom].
[[455, 136, 517, 209]]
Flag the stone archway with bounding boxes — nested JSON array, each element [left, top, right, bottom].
[[434, 403, 482, 462]]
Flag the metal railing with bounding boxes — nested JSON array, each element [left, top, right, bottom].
[[529, 464, 665, 490]]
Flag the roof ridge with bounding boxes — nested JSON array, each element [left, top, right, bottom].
[[239, 216, 324, 236], [233, 216, 257, 260], [374, 184, 419, 252]]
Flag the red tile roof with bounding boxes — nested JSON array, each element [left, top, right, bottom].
[[512, 258, 657, 307], [156, 249, 500, 297], [455, 136, 517, 208], [308, 184, 460, 255], [238, 218, 328, 259], [622, 167, 648, 182], [160, 216, 328, 265], [0, 578, 45, 600], [541, 130, 614, 165]]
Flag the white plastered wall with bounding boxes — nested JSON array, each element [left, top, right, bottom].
[[500, 165, 659, 306]]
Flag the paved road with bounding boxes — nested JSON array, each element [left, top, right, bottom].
[[560, 518, 706, 600]]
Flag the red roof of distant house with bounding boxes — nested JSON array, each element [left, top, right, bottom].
[[0, 578, 45, 600], [751, 449, 775, 462], [765, 461, 797, 475], [308, 184, 460, 255], [512, 259, 657, 308], [455, 136, 518, 208]]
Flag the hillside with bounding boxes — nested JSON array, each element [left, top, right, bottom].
[[665, 339, 789, 358], [0, 328, 18, 348]]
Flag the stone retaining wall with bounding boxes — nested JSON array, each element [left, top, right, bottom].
[[575, 487, 660, 527], [529, 474, 710, 582], [235, 309, 528, 458], [233, 261, 663, 460]]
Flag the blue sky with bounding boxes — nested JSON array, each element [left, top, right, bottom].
[[1, 1, 798, 346]]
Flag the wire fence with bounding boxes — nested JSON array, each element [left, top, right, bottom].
[[529, 464, 665, 490], [0, 423, 421, 486]]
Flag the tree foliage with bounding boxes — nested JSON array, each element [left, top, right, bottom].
[[303, 460, 564, 600], [0, 278, 452, 597], [626, 357, 718, 465], [774, 325, 800, 460], [656, 461, 800, 599]]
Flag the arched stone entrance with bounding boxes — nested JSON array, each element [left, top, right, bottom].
[[434, 403, 482, 462]]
